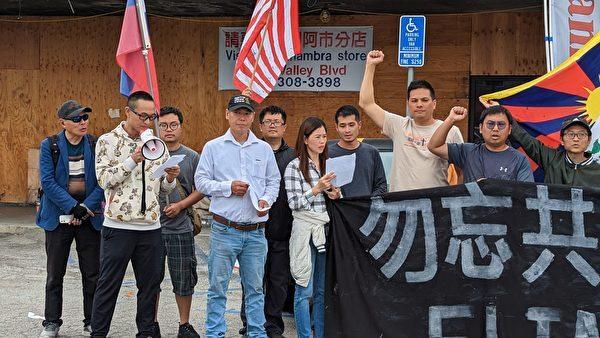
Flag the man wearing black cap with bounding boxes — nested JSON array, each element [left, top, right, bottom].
[[510, 115, 600, 186], [195, 94, 280, 338], [37, 100, 104, 337]]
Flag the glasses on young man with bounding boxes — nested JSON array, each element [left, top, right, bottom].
[[129, 107, 158, 121], [64, 114, 89, 123], [485, 120, 507, 131], [564, 131, 589, 140], [158, 122, 181, 131], [261, 120, 284, 127]]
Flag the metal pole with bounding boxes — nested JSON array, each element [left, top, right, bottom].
[[547, 0, 555, 71], [406, 67, 414, 117], [543, 0, 551, 72], [248, 11, 272, 94], [135, 0, 161, 136]]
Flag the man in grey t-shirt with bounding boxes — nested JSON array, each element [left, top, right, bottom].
[[428, 105, 534, 183], [156, 106, 204, 337], [329, 105, 387, 197]]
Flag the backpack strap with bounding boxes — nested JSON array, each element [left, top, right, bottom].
[[48, 134, 60, 168]]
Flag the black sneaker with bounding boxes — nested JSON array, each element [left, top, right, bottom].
[[238, 326, 247, 335], [178, 323, 200, 338], [152, 322, 161, 338], [267, 332, 285, 338]]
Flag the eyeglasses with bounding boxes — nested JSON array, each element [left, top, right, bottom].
[[485, 120, 508, 131], [64, 114, 89, 123], [129, 107, 158, 121], [261, 120, 284, 127], [564, 131, 589, 140], [158, 122, 181, 131]]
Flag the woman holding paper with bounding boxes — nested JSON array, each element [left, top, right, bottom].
[[284, 117, 341, 338]]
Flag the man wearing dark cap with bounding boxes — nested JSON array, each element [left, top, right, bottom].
[[510, 114, 600, 186], [37, 100, 104, 337], [195, 94, 280, 338]]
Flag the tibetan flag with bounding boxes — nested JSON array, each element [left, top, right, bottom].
[[480, 31, 600, 174], [233, 0, 302, 103], [116, 0, 160, 108]]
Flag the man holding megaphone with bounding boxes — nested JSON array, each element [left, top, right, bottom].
[[91, 91, 180, 337]]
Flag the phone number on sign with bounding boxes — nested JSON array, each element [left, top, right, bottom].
[[277, 77, 341, 88]]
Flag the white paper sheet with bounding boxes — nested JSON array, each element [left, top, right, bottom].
[[151, 154, 186, 179], [326, 153, 356, 187], [249, 185, 271, 212]]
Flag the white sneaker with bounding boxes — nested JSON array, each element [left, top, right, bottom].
[[40, 322, 60, 337], [82, 324, 92, 335]]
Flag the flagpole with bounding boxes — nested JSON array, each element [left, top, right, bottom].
[[134, 0, 161, 136], [248, 11, 272, 95]]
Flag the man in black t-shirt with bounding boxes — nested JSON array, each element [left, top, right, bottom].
[[329, 105, 387, 197]]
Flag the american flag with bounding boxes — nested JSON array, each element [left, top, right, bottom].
[[233, 0, 302, 103]]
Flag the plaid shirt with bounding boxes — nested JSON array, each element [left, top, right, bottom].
[[284, 158, 327, 213]]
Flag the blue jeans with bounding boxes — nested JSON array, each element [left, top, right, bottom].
[[206, 220, 268, 338], [294, 243, 326, 338]]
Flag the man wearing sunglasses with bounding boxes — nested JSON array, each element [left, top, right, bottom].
[[37, 100, 104, 337], [91, 91, 179, 338], [428, 105, 534, 183]]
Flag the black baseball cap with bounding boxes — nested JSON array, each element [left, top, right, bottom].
[[560, 116, 591, 136], [57, 100, 92, 119], [228, 95, 255, 112]]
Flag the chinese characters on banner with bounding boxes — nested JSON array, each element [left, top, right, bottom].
[[326, 180, 600, 337], [218, 26, 373, 91]]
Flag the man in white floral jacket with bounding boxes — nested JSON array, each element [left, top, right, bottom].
[[91, 91, 180, 338]]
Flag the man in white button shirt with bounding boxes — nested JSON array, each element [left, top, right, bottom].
[[195, 94, 280, 338]]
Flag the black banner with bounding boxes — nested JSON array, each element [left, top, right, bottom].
[[326, 180, 600, 337]]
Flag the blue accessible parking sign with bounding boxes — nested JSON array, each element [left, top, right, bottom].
[[398, 15, 426, 67]]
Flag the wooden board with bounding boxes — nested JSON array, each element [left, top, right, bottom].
[[470, 12, 546, 75], [0, 11, 544, 203]]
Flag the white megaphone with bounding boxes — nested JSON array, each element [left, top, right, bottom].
[[140, 129, 166, 160]]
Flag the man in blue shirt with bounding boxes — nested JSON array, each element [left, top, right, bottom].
[[428, 105, 534, 183], [195, 94, 280, 338], [37, 100, 104, 337]]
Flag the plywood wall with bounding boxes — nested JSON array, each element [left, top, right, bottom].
[[0, 11, 545, 203]]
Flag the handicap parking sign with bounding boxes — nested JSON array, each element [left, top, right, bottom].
[[398, 15, 426, 67]]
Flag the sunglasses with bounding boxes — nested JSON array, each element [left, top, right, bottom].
[[484, 120, 507, 131], [64, 113, 89, 123]]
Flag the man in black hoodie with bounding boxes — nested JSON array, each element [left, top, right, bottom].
[[239, 105, 296, 338]]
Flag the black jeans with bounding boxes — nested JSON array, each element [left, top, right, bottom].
[[90, 227, 162, 337], [241, 239, 290, 335], [44, 222, 100, 326]]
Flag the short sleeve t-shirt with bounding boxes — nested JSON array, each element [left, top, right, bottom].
[[159, 145, 201, 234], [383, 111, 464, 192], [447, 143, 534, 183]]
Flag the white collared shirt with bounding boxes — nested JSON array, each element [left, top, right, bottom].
[[194, 129, 280, 223]]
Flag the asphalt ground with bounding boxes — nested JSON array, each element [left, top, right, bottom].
[[0, 210, 297, 338]]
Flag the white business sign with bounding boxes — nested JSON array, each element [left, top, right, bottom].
[[548, 0, 600, 69], [219, 26, 373, 92]]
